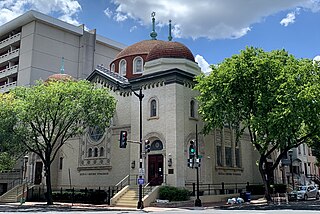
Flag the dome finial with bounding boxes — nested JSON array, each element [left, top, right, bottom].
[[150, 12, 157, 40], [168, 20, 172, 41]]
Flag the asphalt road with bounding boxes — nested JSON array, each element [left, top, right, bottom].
[[1, 199, 320, 213]]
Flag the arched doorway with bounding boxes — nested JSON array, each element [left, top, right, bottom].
[[147, 140, 163, 186]]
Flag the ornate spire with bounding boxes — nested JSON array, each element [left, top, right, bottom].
[[150, 12, 157, 40], [168, 20, 172, 41], [60, 57, 65, 74]]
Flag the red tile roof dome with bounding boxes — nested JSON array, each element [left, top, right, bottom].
[[46, 73, 74, 82], [146, 41, 195, 62], [114, 40, 166, 60]]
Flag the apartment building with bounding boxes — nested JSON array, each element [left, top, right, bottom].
[[0, 10, 125, 93]]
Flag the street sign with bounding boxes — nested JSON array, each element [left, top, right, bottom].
[[137, 178, 145, 185], [139, 168, 145, 175]]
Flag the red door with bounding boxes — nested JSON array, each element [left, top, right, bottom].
[[148, 155, 163, 186], [34, 162, 43, 185]]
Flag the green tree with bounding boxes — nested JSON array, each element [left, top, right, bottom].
[[0, 79, 116, 205], [195, 47, 320, 201], [0, 93, 26, 171]]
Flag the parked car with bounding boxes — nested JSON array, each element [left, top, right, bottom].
[[289, 185, 319, 201]]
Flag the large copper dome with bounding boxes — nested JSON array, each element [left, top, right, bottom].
[[146, 41, 195, 62], [114, 40, 166, 60], [110, 39, 195, 79]]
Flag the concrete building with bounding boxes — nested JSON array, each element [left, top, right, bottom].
[[49, 19, 262, 203], [0, 10, 125, 93], [0, 11, 263, 205], [4, 10, 313, 205], [0, 10, 124, 196], [275, 144, 320, 188]]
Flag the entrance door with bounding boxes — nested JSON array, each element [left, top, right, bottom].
[[148, 155, 163, 186], [34, 162, 43, 185]]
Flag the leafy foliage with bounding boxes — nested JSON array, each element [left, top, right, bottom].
[[158, 186, 191, 201], [195, 47, 320, 200], [0, 79, 116, 204], [0, 93, 26, 170]]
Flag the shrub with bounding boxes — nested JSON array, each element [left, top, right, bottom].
[[158, 186, 191, 201]]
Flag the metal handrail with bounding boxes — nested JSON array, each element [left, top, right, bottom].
[[115, 175, 129, 187]]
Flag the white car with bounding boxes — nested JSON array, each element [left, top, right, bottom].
[[296, 185, 319, 200]]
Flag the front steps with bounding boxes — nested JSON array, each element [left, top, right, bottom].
[[0, 183, 29, 203], [114, 188, 139, 207], [113, 185, 153, 207]]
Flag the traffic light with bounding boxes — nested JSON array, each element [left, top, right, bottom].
[[188, 158, 194, 168], [188, 140, 196, 168], [195, 157, 201, 168], [145, 140, 151, 153], [119, 131, 127, 148], [189, 140, 196, 159]]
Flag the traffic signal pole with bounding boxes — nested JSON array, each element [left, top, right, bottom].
[[195, 124, 202, 207], [132, 88, 144, 210]]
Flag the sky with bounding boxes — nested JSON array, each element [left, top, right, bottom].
[[0, 0, 320, 73]]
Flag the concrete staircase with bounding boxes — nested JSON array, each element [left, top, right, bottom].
[[0, 183, 29, 203], [113, 186, 140, 207]]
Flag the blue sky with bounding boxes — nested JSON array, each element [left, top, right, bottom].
[[0, 0, 319, 72]]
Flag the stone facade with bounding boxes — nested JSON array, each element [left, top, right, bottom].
[[1, 11, 264, 193]]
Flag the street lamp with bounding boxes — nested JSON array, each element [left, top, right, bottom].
[[131, 88, 144, 209], [288, 149, 294, 190]]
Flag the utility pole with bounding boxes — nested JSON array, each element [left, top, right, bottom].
[[195, 124, 202, 207]]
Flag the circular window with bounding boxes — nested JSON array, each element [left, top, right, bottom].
[[151, 140, 163, 151], [88, 126, 104, 142]]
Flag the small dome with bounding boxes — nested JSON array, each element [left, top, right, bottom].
[[46, 73, 74, 82], [146, 41, 194, 62], [114, 40, 166, 60]]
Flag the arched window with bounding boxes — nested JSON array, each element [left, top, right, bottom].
[[59, 157, 63, 170], [190, 100, 195, 118], [111, 63, 115, 72], [133, 57, 143, 74], [100, 147, 104, 157], [150, 99, 157, 117], [88, 148, 92, 157], [94, 148, 99, 157], [151, 140, 163, 151], [119, 59, 126, 76]]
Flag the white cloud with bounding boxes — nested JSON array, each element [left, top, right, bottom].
[[280, 8, 301, 27], [107, 0, 320, 40], [313, 55, 320, 61], [280, 12, 296, 26], [195, 54, 211, 74], [0, 0, 82, 26], [114, 13, 127, 22], [130, 26, 137, 32], [104, 8, 113, 18]]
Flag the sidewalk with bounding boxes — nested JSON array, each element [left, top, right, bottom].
[[5, 197, 318, 212], [0, 201, 189, 212]]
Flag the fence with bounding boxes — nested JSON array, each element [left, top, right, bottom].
[[185, 182, 262, 196], [27, 186, 122, 204]]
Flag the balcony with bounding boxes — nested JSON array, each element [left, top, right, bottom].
[[0, 49, 19, 65], [0, 65, 18, 79], [0, 81, 17, 93], [0, 33, 21, 50]]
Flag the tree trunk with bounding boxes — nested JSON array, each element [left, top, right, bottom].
[[45, 162, 53, 205], [258, 157, 272, 202]]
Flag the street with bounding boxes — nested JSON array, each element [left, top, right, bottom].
[[1, 199, 320, 213], [1, 209, 320, 214]]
